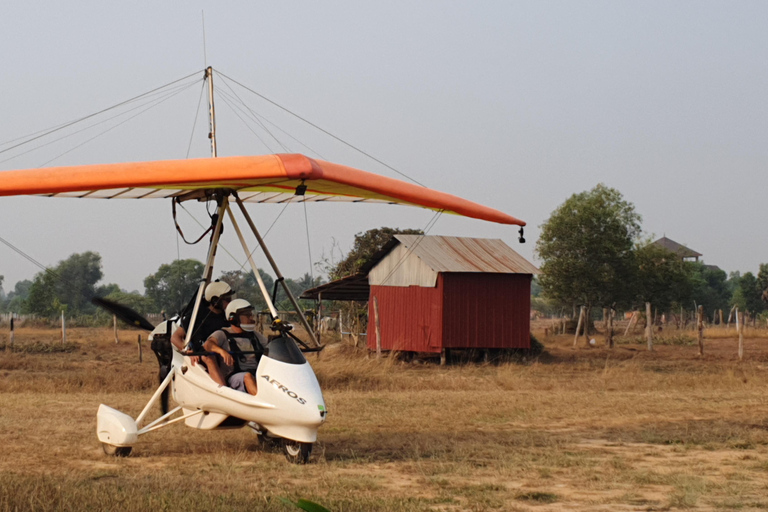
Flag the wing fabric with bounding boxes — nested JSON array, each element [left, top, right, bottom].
[[0, 153, 524, 226]]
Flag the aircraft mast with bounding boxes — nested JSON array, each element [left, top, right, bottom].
[[205, 66, 218, 158]]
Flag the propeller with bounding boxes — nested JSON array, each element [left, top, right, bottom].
[[91, 297, 156, 331], [91, 297, 171, 414]]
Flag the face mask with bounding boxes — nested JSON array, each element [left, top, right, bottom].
[[240, 323, 256, 332]]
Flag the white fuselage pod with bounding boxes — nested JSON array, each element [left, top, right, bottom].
[[171, 341, 326, 443]]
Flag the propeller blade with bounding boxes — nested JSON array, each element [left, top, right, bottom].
[[91, 297, 156, 331]]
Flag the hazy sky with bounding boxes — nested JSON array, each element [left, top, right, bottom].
[[1, 1, 766, 295]]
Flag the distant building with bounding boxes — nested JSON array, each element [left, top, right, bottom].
[[302, 235, 539, 354], [652, 236, 702, 262]]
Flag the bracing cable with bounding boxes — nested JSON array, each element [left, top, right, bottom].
[[217, 81, 289, 152], [185, 80, 208, 159], [37, 81, 199, 168], [217, 70, 427, 187], [0, 71, 201, 156], [1, 80, 200, 166]]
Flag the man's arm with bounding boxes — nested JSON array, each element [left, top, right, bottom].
[[171, 326, 187, 350], [202, 336, 232, 387]]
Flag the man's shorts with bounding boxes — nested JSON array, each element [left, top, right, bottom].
[[227, 371, 254, 392]]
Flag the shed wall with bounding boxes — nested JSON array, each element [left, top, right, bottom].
[[368, 283, 443, 352], [441, 273, 531, 349]]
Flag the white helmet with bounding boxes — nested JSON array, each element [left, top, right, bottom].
[[225, 298, 254, 322], [205, 281, 234, 303]]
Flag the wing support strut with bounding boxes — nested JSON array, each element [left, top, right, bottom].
[[233, 192, 321, 347]]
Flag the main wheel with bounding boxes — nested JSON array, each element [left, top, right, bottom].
[[102, 443, 132, 457], [283, 440, 312, 464]]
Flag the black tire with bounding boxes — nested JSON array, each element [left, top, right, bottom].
[[102, 443, 132, 457], [283, 440, 312, 464]]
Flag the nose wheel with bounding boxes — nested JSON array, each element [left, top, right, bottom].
[[102, 443, 132, 457], [283, 440, 312, 464]]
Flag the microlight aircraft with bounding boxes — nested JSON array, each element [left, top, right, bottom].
[[0, 70, 526, 463]]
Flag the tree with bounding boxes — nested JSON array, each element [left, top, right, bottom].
[[758, 264, 768, 305], [689, 263, 731, 315], [218, 269, 275, 310], [25, 252, 103, 316], [5, 279, 32, 313], [330, 227, 423, 280], [633, 243, 692, 312], [536, 184, 641, 324], [732, 271, 766, 315], [144, 259, 205, 315]]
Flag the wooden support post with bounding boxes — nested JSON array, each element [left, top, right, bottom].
[[373, 296, 382, 359], [573, 306, 584, 347], [138, 334, 143, 363], [9, 315, 14, 350], [339, 309, 344, 344], [603, 308, 608, 330], [61, 311, 66, 344], [440, 348, 447, 366], [316, 292, 322, 346], [608, 308, 615, 348], [697, 305, 704, 356], [727, 306, 735, 330], [113, 314, 119, 344], [719, 309, 724, 327], [738, 310, 744, 361], [624, 311, 637, 336], [645, 302, 653, 351]]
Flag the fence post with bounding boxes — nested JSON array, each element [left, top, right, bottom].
[[608, 308, 615, 348], [373, 296, 382, 359], [113, 314, 119, 344], [738, 310, 744, 361], [697, 305, 704, 356], [9, 315, 14, 350], [61, 310, 66, 344], [645, 302, 653, 351], [138, 334, 143, 363], [573, 306, 584, 347]]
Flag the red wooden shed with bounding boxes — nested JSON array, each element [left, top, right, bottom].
[[366, 235, 538, 353]]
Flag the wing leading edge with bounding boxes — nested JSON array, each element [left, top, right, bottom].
[[0, 153, 525, 226]]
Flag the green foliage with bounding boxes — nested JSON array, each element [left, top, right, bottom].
[[731, 271, 766, 315], [280, 498, 331, 512], [330, 227, 423, 279], [144, 259, 204, 315], [633, 243, 692, 311], [218, 268, 275, 310], [3, 279, 32, 313], [689, 263, 731, 314], [218, 269, 322, 311], [536, 184, 641, 310], [23, 252, 103, 316], [105, 290, 155, 316]]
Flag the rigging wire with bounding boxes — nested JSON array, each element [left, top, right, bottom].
[[217, 70, 427, 187], [216, 78, 290, 153], [37, 82, 200, 168], [216, 92, 279, 154], [0, 80, 200, 166], [217, 74, 328, 159], [0, 71, 201, 156], [303, 200, 314, 284], [377, 210, 444, 287], [185, 80, 208, 159]]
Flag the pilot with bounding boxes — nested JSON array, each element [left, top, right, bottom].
[[203, 299, 267, 395], [170, 281, 234, 353]]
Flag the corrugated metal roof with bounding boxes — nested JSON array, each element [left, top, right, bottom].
[[300, 274, 369, 301], [392, 235, 539, 274]]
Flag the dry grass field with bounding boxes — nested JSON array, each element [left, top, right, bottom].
[[2, 322, 768, 511]]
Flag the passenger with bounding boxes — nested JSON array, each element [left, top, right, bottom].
[[203, 299, 266, 395], [170, 281, 234, 353]]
